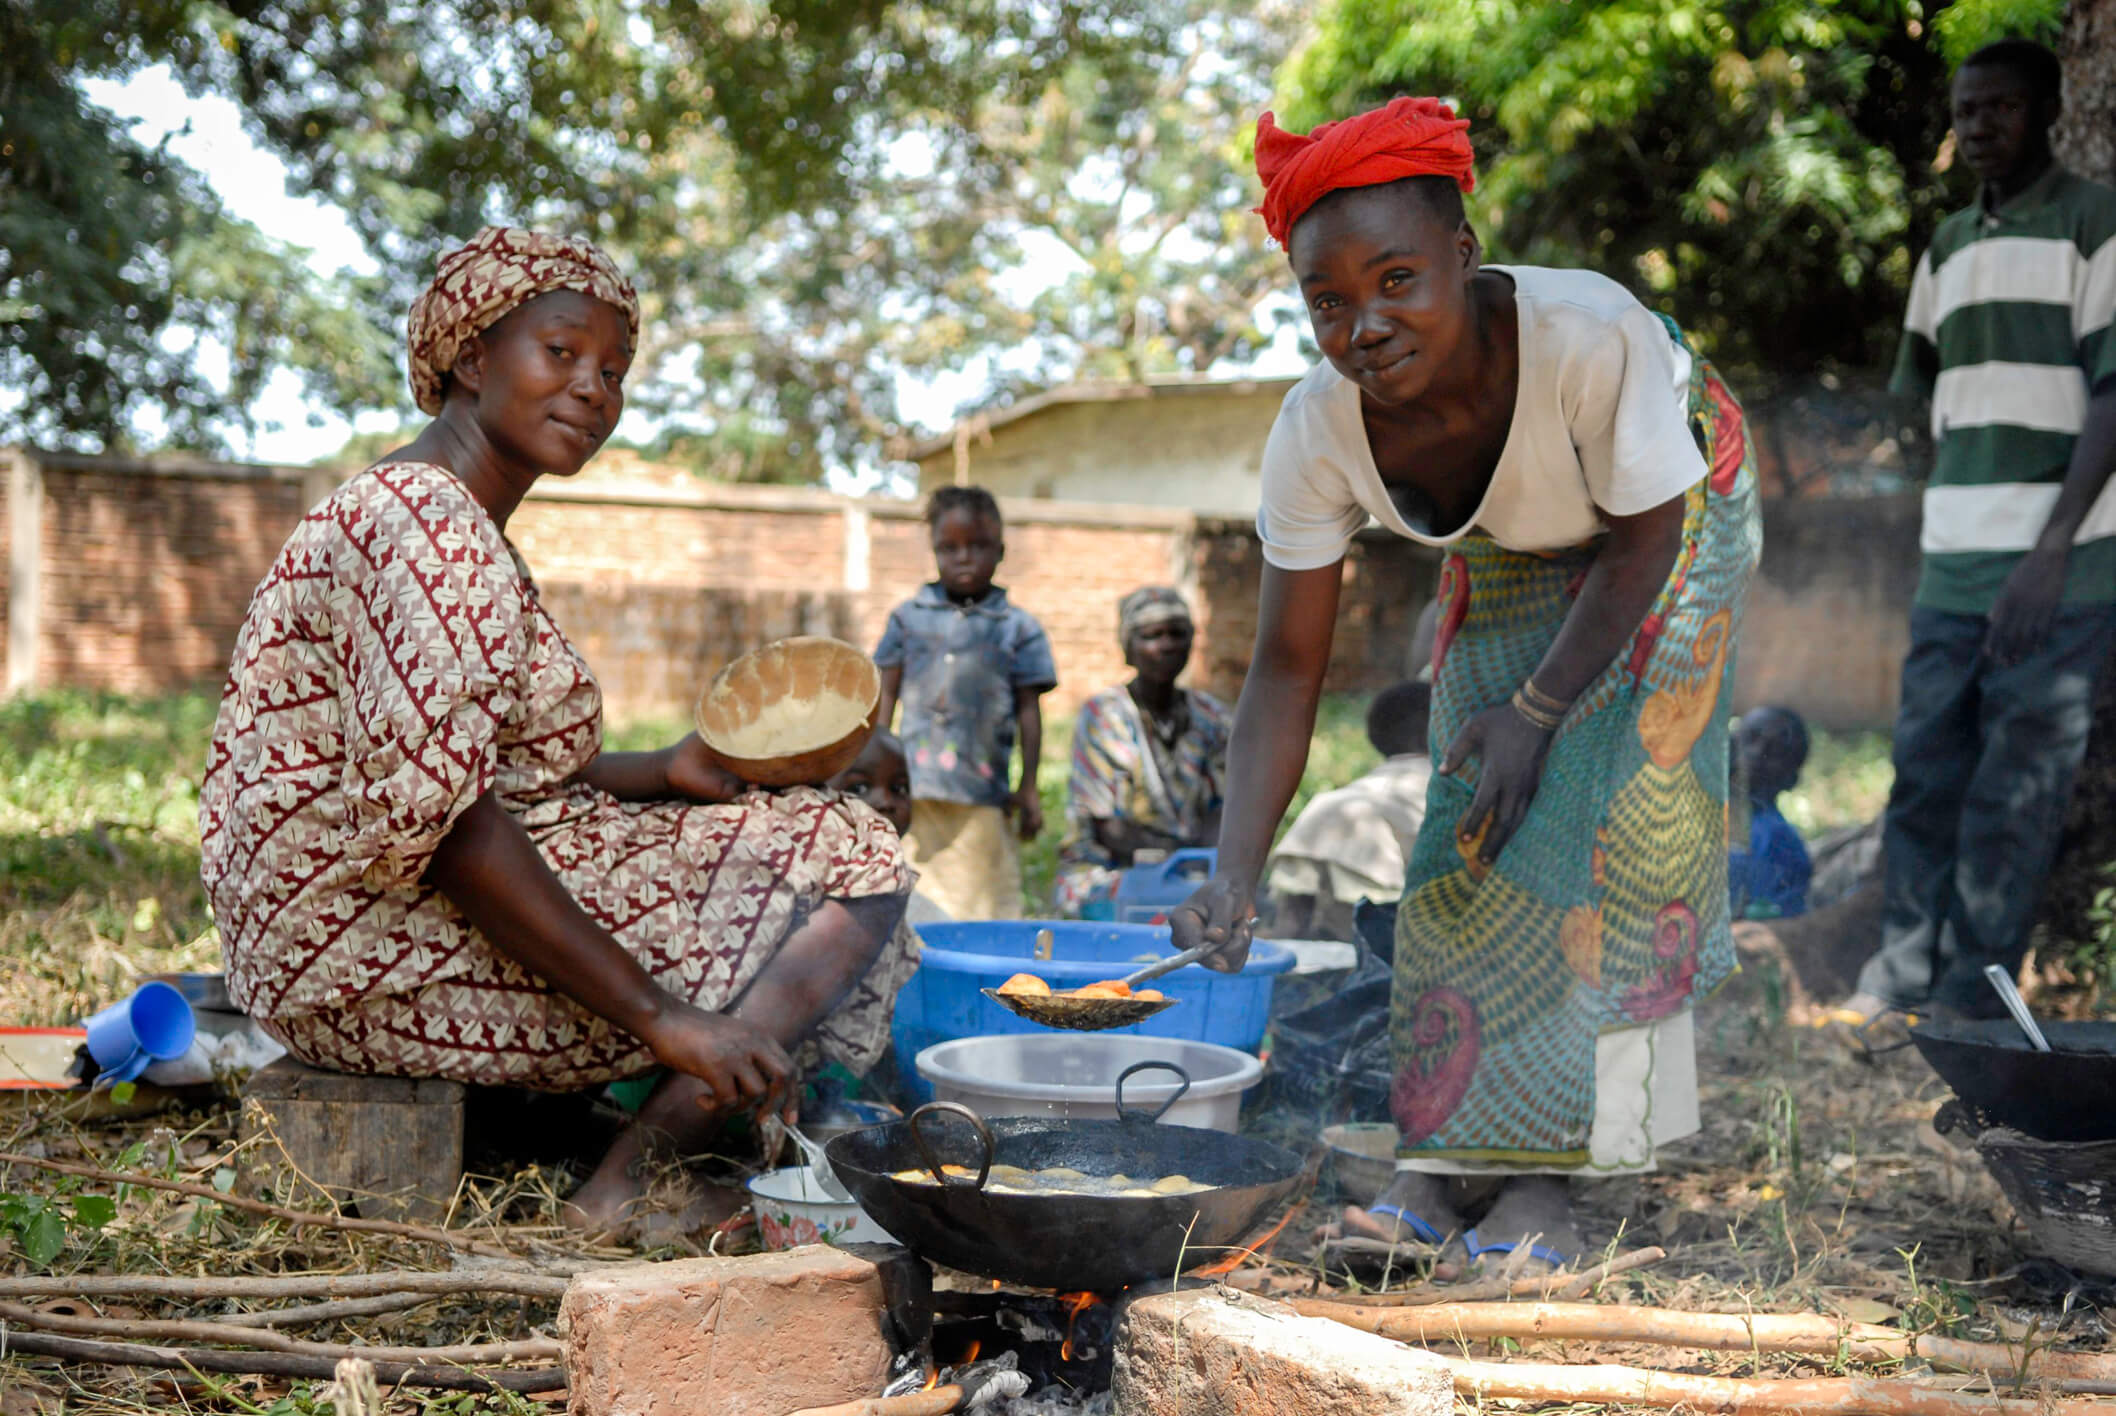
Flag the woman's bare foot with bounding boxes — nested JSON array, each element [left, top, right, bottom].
[[1338, 1169, 1466, 1253], [562, 1072, 722, 1240], [1466, 1175, 1581, 1276], [564, 894, 902, 1240]]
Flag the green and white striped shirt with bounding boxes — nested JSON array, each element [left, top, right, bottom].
[[1895, 163, 2116, 613]]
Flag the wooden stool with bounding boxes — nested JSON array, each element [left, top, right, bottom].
[[242, 1057, 465, 1224]]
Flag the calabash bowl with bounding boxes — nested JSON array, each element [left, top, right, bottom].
[[694, 636, 881, 787]]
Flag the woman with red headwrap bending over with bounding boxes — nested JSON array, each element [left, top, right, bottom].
[[1168, 99, 1761, 1269]]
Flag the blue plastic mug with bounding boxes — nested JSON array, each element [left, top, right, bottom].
[[83, 981, 196, 1086]]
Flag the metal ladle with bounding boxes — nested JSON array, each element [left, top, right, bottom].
[[1982, 963, 2052, 1053], [982, 944, 1216, 1032], [765, 1114, 852, 1200]]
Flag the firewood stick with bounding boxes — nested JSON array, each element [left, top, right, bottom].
[[215, 1292, 438, 1327], [1438, 1353, 2109, 1414], [0, 1298, 560, 1365], [0, 1270, 570, 1300], [1310, 1244, 1666, 1306], [0, 1151, 519, 1258], [786, 1386, 964, 1416], [1299, 1299, 2116, 1386], [1301, 1299, 1904, 1362], [0, 1329, 563, 1393]]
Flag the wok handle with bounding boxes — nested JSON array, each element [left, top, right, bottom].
[[1114, 1060, 1192, 1124], [906, 1101, 995, 1191]]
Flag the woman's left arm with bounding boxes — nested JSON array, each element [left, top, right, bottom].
[[574, 734, 745, 803], [1444, 493, 1685, 863]]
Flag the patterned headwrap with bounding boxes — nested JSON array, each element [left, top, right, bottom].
[[1119, 587, 1193, 646], [1253, 97, 1476, 247], [405, 226, 641, 415]]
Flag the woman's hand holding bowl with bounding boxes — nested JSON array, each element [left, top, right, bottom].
[[664, 733, 747, 803]]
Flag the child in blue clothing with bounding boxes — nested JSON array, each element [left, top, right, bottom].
[[874, 486, 1057, 920], [1730, 706, 1813, 920]]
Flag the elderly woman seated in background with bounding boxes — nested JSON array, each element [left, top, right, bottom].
[[198, 227, 912, 1237], [1052, 588, 1231, 917]]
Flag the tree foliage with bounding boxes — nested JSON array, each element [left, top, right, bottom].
[[1, 2, 398, 453], [1277, 0, 2062, 383], [6, 0, 1291, 474]]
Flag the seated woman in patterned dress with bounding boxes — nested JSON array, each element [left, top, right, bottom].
[[1052, 587, 1231, 917], [198, 227, 913, 1235]]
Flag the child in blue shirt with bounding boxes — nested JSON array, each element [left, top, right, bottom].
[[1730, 706, 1813, 920], [874, 487, 1058, 919]]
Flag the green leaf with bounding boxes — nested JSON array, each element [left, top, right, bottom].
[[213, 1166, 236, 1195], [21, 1208, 65, 1267], [109, 1081, 137, 1105], [71, 1194, 116, 1228]]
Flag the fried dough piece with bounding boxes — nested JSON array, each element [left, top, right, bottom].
[[996, 973, 1052, 996]]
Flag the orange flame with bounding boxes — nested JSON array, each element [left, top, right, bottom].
[[1057, 1290, 1101, 1361], [961, 1338, 982, 1364], [919, 1366, 939, 1393], [1191, 1199, 1305, 1279]]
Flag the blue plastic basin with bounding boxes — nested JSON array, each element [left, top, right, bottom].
[[891, 921, 1294, 1104]]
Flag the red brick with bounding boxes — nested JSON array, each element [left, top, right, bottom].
[[559, 1245, 892, 1416]]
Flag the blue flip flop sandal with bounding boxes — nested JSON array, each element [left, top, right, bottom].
[[1365, 1203, 1447, 1245], [1465, 1229, 1574, 1268]]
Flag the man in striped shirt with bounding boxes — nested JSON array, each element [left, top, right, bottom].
[[1845, 39, 2116, 1026]]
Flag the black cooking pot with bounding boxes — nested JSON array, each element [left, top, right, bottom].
[[1910, 1017, 2116, 1142], [825, 1073, 1305, 1292]]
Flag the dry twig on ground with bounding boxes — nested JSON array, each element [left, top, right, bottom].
[[212, 1293, 440, 1328], [1440, 1353, 2108, 1414], [0, 1330, 564, 1394], [0, 1298, 561, 1365], [1307, 1245, 1667, 1306], [0, 1150, 522, 1257], [0, 1270, 571, 1300], [1298, 1297, 2116, 1388]]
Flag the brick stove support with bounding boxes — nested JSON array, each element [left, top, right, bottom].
[[1112, 1288, 1451, 1416], [560, 1246, 894, 1416]]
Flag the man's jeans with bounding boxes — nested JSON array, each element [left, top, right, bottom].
[[1856, 605, 2116, 1015]]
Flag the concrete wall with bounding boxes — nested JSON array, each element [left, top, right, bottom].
[[912, 383, 1292, 518], [1, 449, 1923, 731]]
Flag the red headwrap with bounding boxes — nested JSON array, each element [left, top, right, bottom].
[[1253, 97, 1476, 247]]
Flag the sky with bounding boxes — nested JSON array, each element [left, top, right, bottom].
[[80, 65, 1311, 480]]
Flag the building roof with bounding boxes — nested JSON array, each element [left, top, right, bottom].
[[901, 372, 1302, 464]]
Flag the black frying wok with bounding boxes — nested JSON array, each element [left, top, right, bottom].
[[825, 1089, 1305, 1292], [1910, 1017, 2116, 1142]]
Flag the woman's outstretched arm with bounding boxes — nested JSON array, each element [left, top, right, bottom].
[[1169, 560, 1343, 971]]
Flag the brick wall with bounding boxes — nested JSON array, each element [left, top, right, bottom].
[[0, 450, 1925, 731]]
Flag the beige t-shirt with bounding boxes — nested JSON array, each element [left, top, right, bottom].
[[1256, 265, 1705, 568]]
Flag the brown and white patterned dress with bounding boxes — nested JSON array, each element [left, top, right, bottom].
[[199, 460, 913, 1089]]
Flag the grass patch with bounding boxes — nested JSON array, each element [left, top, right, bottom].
[[0, 690, 221, 1028]]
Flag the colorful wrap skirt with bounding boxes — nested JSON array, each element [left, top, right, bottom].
[[1392, 320, 1762, 1166]]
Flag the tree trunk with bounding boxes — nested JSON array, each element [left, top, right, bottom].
[[2036, 0, 2116, 949]]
